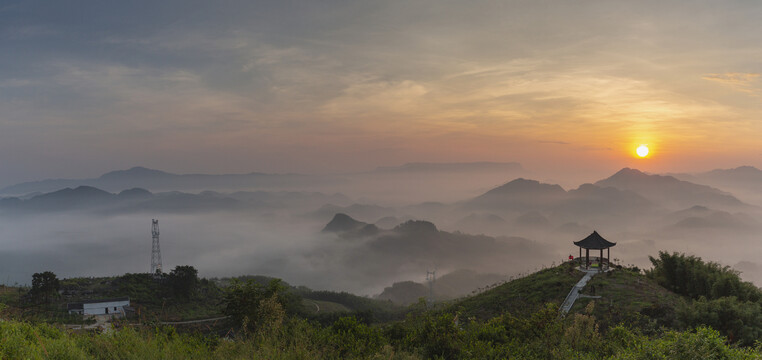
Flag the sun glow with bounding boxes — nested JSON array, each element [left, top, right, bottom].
[[636, 145, 649, 158]]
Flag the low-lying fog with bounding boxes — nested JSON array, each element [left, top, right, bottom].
[[0, 212, 556, 295], [1, 164, 762, 297]]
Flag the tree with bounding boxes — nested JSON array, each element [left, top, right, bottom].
[[30, 271, 59, 304], [223, 278, 301, 334], [167, 265, 199, 299]]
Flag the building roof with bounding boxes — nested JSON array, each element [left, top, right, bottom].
[[573, 231, 616, 249], [66, 297, 130, 310]]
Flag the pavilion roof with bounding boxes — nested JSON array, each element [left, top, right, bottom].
[[573, 231, 616, 249]]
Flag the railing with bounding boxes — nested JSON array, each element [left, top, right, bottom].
[[575, 256, 611, 270]]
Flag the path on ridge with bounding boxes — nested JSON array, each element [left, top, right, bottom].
[[559, 270, 598, 314]]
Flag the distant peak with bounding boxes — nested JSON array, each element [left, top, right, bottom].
[[484, 178, 565, 194], [117, 188, 153, 197], [120, 166, 159, 173], [599, 168, 671, 184], [32, 185, 113, 199], [394, 220, 438, 234], [72, 185, 111, 194], [99, 167, 172, 179], [322, 213, 367, 233], [612, 168, 646, 176]]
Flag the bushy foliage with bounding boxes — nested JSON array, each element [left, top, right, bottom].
[[30, 271, 60, 304], [319, 316, 385, 358], [646, 251, 761, 302], [166, 265, 199, 300], [404, 310, 462, 359], [647, 251, 762, 345], [612, 326, 759, 360], [9, 257, 762, 358], [676, 296, 762, 346], [0, 302, 760, 359], [222, 278, 300, 334]]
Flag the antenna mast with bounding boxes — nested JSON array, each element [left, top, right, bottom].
[[151, 219, 163, 275]]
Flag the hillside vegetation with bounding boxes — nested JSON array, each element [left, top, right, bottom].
[[450, 261, 584, 319], [3, 252, 762, 359]]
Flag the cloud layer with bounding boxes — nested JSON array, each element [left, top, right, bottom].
[[1, 0, 762, 185]]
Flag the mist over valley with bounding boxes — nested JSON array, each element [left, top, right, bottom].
[[2, 163, 761, 300]]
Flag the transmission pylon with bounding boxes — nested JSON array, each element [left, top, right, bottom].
[[151, 219, 163, 275], [426, 269, 436, 303]]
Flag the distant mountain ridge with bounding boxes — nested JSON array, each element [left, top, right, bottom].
[[0, 166, 324, 195], [319, 213, 554, 282], [0, 186, 350, 216], [670, 166, 762, 205], [595, 168, 745, 209], [465, 178, 567, 211], [373, 161, 522, 173], [455, 167, 750, 232]]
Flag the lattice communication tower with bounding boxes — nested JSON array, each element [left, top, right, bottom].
[[151, 219, 163, 275], [426, 269, 436, 303]]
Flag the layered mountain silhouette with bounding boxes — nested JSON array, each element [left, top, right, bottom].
[[465, 178, 567, 211], [464, 175, 655, 219], [464, 168, 745, 215], [662, 205, 756, 231], [671, 166, 762, 205], [319, 214, 554, 281], [23, 186, 116, 211], [692, 166, 762, 188], [0, 186, 350, 215], [553, 183, 653, 220], [595, 168, 745, 210], [0, 166, 326, 195], [448, 167, 755, 235]]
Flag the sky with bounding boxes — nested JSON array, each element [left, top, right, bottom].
[[1, 0, 761, 187]]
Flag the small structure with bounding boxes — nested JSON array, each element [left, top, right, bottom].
[[573, 231, 616, 272], [67, 297, 130, 317], [151, 219, 163, 275]]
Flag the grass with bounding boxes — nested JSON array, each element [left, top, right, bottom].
[[301, 299, 351, 314], [569, 267, 684, 330], [448, 261, 585, 320]]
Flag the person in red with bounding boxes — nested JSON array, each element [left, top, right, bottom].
[[568, 255, 574, 261]]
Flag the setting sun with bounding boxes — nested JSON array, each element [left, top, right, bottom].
[[636, 145, 649, 158]]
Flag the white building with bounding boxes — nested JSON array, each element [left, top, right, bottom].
[[67, 297, 130, 317]]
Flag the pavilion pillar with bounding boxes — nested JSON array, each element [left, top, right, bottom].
[[579, 247, 582, 265], [607, 248, 610, 268], [585, 248, 589, 269], [600, 248, 603, 272]]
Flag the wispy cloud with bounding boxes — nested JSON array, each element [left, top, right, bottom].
[[702, 73, 761, 95]]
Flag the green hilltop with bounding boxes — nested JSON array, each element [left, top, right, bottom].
[[448, 261, 683, 330]]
